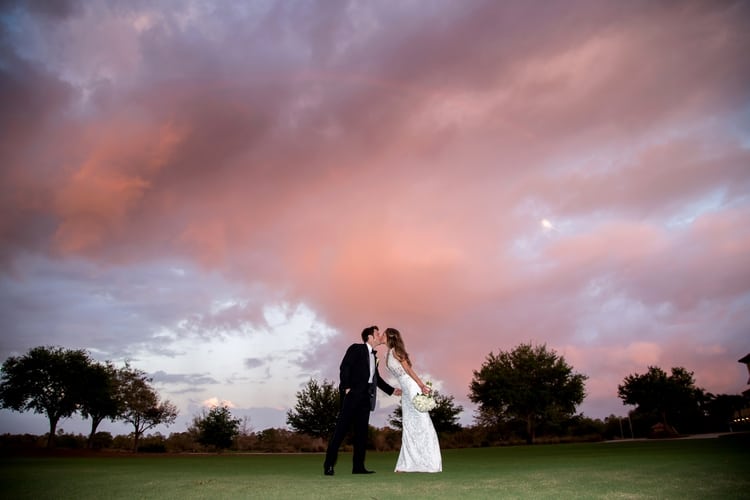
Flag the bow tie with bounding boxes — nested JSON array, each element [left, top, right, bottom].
[[372, 350, 377, 356]]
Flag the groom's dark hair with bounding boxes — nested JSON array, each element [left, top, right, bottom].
[[361, 325, 379, 342]]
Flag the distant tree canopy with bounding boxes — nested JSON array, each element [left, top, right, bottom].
[[0, 346, 177, 450], [193, 405, 241, 451], [617, 366, 706, 434], [286, 378, 339, 438], [468, 343, 587, 444], [388, 390, 463, 434], [0, 346, 92, 448], [79, 360, 121, 448], [118, 364, 178, 452]]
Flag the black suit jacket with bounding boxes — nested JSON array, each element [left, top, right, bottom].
[[339, 343, 394, 409]]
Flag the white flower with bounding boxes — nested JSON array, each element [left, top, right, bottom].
[[412, 381, 436, 412]]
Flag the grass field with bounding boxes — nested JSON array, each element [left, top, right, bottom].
[[1, 434, 748, 499]]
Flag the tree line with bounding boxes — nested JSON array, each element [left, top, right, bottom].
[[0, 346, 177, 449], [2, 343, 747, 452], [286, 342, 747, 445]]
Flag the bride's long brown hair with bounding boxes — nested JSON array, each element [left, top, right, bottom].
[[385, 327, 411, 367]]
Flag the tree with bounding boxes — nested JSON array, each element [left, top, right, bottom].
[[617, 366, 706, 434], [79, 361, 121, 448], [286, 378, 340, 438], [193, 405, 241, 451], [118, 365, 178, 452], [0, 346, 92, 448], [468, 343, 587, 444], [388, 390, 463, 434], [704, 393, 747, 432]]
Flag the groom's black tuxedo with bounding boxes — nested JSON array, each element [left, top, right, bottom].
[[324, 342, 395, 474], [340, 343, 394, 411]]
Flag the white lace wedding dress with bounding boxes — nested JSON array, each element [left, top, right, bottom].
[[386, 348, 442, 473]]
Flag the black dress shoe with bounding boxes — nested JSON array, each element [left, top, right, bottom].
[[352, 469, 375, 474], [324, 466, 334, 476]]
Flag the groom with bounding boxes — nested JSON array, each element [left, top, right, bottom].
[[324, 325, 400, 476]]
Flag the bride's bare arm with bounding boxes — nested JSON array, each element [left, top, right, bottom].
[[395, 354, 431, 394]]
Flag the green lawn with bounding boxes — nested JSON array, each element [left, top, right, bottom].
[[1, 435, 748, 499]]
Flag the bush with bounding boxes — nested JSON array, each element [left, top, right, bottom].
[[54, 431, 87, 449], [111, 434, 132, 451], [137, 434, 167, 453], [0, 433, 45, 451], [91, 432, 113, 449], [372, 427, 401, 451], [165, 432, 200, 453], [235, 432, 259, 451], [256, 428, 296, 452]]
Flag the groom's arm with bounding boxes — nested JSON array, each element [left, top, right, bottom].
[[375, 369, 395, 396]]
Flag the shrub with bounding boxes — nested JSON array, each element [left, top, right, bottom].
[[91, 431, 113, 449], [54, 431, 87, 449], [137, 434, 167, 453]]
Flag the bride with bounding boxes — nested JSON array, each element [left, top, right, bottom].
[[384, 327, 442, 473]]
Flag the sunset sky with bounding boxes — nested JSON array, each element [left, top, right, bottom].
[[1, 0, 749, 436]]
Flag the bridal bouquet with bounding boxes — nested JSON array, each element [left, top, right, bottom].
[[412, 381, 436, 413]]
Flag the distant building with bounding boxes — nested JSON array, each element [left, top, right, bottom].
[[740, 353, 750, 387]]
